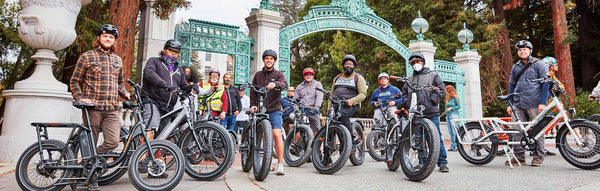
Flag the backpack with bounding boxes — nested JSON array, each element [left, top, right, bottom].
[[334, 73, 369, 89]]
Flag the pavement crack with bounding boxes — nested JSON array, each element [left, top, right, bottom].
[[246, 171, 267, 190]]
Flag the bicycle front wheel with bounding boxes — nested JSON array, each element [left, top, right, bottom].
[[16, 139, 74, 191], [179, 122, 235, 181], [253, 119, 273, 181], [398, 118, 440, 182], [366, 129, 386, 161], [311, 124, 352, 174], [283, 124, 314, 167], [557, 120, 600, 170], [129, 140, 185, 191]]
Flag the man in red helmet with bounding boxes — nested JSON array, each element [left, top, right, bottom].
[[291, 67, 324, 133]]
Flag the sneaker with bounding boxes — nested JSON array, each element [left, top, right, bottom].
[[87, 181, 100, 191], [545, 149, 557, 156], [439, 164, 450, 172], [531, 157, 544, 166], [505, 158, 526, 166], [148, 173, 169, 179], [276, 163, 285, 175]]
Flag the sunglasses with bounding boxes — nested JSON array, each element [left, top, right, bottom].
[[304, 73, 314, 76]]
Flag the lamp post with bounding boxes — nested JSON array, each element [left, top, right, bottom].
[[411, 10, 429, 41], [457, 22, 474, 51]]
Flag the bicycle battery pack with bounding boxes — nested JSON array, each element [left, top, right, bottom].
[[527, 115, 553, 138]]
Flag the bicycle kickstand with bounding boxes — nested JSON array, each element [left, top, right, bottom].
[[502, 145, 521, 168]]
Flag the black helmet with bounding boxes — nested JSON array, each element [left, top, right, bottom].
[[342, 54, 357, 67], [515, 40, 533, 50], [262, 49, 278, 61], [164, 39, 182, 52], [96, 24, 119, 38], [408, 52, 425, 65]]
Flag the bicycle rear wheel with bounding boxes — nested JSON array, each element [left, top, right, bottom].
[[16, 139, 74, 191], [253, 119, 273, 181], [398, 118, 440, 182], [456, 122, 497, 165], [311, 124, 352, 174], [366, 130, 386, 161], [129, 140, 185, 191], [386, 125, 402, 171], [349, 122, 365, 166], [240, 126, 252, 172], [284, 124, 314, 167], [179, 122, 234, 181], [557, 120, 600, 170]]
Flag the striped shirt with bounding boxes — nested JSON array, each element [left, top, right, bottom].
[[69, 48, 128, 111]]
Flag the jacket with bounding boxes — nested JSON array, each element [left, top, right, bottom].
[[224, 85, 241, 115], [250, 68, 288, 113], [402, 67, 446, 118], [444, 97, 461, 116], [508, 56, 549, 109], [369, 85, 403, 107], [142, 56, 188, 110], [293, 80, 324, 112], [199, 80, 228, 112], [282, 95, 295, 121]]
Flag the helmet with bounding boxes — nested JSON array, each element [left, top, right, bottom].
[[209, 68, 220, 76], [342, 54, 357, 67], [262, 49, 278, 61], [514, 40, 533, 50], [303, 68, 315, 76], [408, 52, 425, 65], [163, 39, 182, 52], [96, 24, 119, 38], [378, 72, 390, 80], [543, 56, 557, 67]]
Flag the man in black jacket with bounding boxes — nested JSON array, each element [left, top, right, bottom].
[[221, 73, 242, 132]]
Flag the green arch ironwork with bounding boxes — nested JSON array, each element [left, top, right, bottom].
[[174, 19, 254, 84]]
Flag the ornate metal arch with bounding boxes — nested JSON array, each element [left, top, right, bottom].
[[174, 19, 254, 84]]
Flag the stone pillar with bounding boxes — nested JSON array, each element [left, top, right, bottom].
[[0, 0, 90, 162], [453, 50, 483, 118], [135, 0, 176, 83], [408, 40, 437, 70], [245, 9, 283, 80]]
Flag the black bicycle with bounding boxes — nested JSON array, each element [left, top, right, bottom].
[[15, 79, 185, 191], [237, 83, 274, 181], [366, 94, 404, 172], [282, 97, 315, 167]]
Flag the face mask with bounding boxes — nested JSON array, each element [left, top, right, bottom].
[[210, 79, 219, 83], [184, 73, 191, 81], [162, 54, 178, 65], [344, 67, 354, 75], [412, 63, 423, 72]]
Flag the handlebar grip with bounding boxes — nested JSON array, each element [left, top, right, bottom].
[[315, 87, 330, 95]]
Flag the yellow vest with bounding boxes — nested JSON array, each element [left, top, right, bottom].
[[199, 80, 224, 111]]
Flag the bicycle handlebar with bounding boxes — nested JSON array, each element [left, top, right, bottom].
[[315, 87, 346, 105], [237, 83, 282, 94], [390, 75, 438, 92]]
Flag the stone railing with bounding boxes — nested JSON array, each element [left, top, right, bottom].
[[352, 118, 374, 131]]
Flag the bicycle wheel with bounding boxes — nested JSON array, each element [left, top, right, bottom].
[[283, 124, 314, 167], [240, 126, 252, 172], [16, 139, 74, 191], [253, 119, 273, 181], [349, 122, 365, 166], [398, 118, 440, 182], [129, 140, 185, 191], [456, 122, 497, 165], [366, 130, 386, 161], [557, 120, 600, 170], [311, 124, 352, 174], [179, 122, 235, 181], [387, 125, 402, 171]]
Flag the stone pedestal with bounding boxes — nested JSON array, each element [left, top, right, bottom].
[[245, 9, 283, 80], [453, 50, 483, 118], [408, 40, 437, 70]]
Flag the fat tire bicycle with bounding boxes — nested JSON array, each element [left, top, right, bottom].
[[282, 97, 315, 167]]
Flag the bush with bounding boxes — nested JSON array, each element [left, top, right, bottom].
[[573, 89, 599, 119]]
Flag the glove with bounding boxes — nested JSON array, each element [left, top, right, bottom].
[[166, 84, 178, 91]]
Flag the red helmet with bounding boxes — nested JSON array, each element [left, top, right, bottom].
[[303, 68, 315, 76]]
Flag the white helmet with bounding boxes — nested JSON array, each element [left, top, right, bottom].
[[378, 72, 390, 80]]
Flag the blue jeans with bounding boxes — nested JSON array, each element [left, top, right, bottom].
[[445, 114, 459, 150], [220, 115, 237, 132], [430, 116, 448, 166], [268, 111, 283, 129]]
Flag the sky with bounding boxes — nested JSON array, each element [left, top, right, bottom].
[[175, 0, 263, 33]]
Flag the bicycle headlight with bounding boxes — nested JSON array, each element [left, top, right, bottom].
[[568, 108, 576, 116]]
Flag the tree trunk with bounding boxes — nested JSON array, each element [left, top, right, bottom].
[[551, 0, 576, 105], [575, 0, 597, 90], [493, 0, 513, 93], [109, 0, 140, 90]]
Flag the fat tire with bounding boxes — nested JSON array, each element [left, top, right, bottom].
[[399, 118, 440, 182], [253, 119, 273, 181], [349, 122, 365, 166], [556, 120, 600, 170], [179, 122, 235, 181], [128, 140, 184, 191], [240, 126, 252, 172], [311, 124, 352, 174], [283, 124, 313, 167], [456, 122, 498, 165], [366, 130, 386, 161]]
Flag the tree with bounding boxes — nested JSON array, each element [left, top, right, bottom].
[[493, 0, 515, 94], [551, 0, 576, 105]]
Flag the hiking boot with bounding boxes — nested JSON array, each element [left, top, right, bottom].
[[276, 163, 285, 175], [531, 157, 544, 166], [439, 164, 450, 172], [505, 158, 526, 166]]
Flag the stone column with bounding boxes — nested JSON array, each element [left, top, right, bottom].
[[408, 40, 437, 70], [453, 50, 483, 118], [135, 0, 176, 84], [245, 9, 283, 80]]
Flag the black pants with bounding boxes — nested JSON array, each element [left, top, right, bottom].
[[338, 104, 360, 138]]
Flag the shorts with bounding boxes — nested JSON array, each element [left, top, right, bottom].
[[268, 111, 283, 129]]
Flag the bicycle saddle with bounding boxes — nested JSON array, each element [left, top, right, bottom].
[[73, 101, 95, 109], [496, 93, 519, 101], [122, 101, 139, 109]]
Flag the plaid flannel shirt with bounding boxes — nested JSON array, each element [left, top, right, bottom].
[[69, 48, 128, 111]]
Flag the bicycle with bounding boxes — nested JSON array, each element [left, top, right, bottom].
[[15, 79, 185, 191], [128, 80, 235, 181], [451, 77, 600, 169], [282, 97, 315, 167], [237, 83, 274, 181], [387, 76, 441, 181], [366, 94, 405, 170]]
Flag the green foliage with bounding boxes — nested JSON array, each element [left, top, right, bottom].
[[573, 88, 599, 119], [153, 0, 191, 20]]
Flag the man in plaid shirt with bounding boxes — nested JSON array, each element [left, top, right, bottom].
[[69, 24, 130, 161]]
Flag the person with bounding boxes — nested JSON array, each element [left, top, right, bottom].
[[291, 67, 324, 133], [141, 39, 199, 140], [199, 68, 228, 121], [541, 56, 561, 156], [590, 81, 600, 101], [444, 85, 460, 152], [69, 24, 130, 190], [221, 73, 242, 132], [329, 55, 367, 150], [249, 49, 288, 175], [369, 72, 402, 130], [181, 66, 199, 85], [281, 87, 296, 135], [402, 52, 449, 172], [235, 88, 250, 134], [505, 40, 550, 166]]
